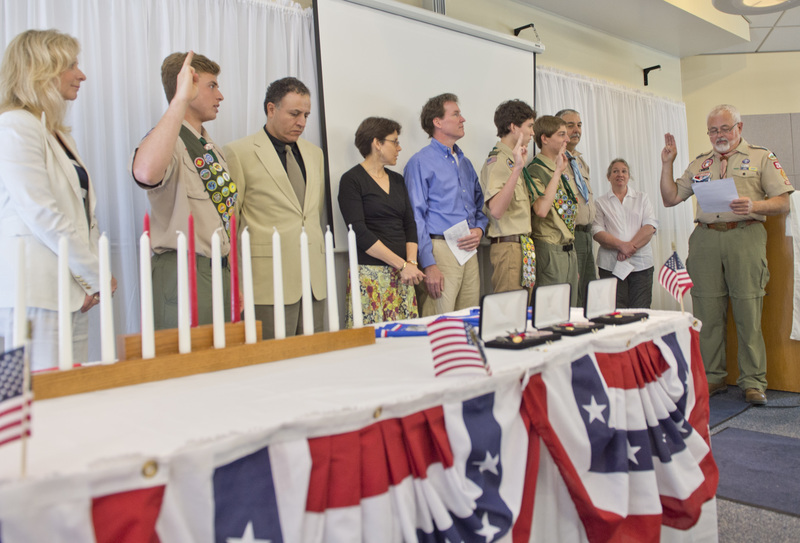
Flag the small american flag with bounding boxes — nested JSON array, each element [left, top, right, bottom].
[[659, 251, 694, 302], [426, 319, 490, 377], [0, 346, 32, 448]]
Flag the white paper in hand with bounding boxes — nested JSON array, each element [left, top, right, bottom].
[[612, 259, 634, 280], [692, 177, 739, 213], [444, 220, 477, 266]]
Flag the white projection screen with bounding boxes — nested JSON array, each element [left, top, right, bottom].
[[314, 0, 542, 248]]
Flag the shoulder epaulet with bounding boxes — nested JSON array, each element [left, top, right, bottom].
[[748, 144, 769, 151], [695, 149, 713, 160]]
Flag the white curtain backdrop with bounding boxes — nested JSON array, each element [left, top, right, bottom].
[[536, 66, 696, 311], [0, 0, 319, 358]]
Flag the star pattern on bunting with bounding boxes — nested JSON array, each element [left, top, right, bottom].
[[472, 451, 500, 475], [475, 512, 501, 541], [581, 395, 607, 424], [226, 521, 271, 543], [627, 440, 641, 465]]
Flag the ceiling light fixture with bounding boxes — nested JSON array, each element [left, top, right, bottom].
[[712, 0, 800, 15]]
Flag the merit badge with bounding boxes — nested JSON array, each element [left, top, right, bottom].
[[200, 169, 211, 180], [223, 172, 230, 182], [222, 212, 229, 223], [217, 175, 225, 186], [212, 163, 221, 173], [221, 187, 230, 197], [212, 192, 222, 203], [203, 153, 214, 164], [701, 158, 713, 170], [206, 181, 217, 191], [218, 203, 227, 214], [229, 182, 237, 193], [226, 197, 234, 208], [194, 158, 205, 168]]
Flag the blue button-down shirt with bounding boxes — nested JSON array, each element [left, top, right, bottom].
[[404, 139, 488, 269]]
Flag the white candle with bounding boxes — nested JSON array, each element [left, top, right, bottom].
[[140, 232, 155, 359], [176, 231, 191, 353], [98, 233, 115, 364], [272, 227, 285, 339], [242, 228, 256, 344], [57, 236, 72, 369], [12, 238, 26, 348], [347, 224, 363, 328], [299, 227, 314, 336], [211, 228, 225, 348], [324, 226, 339, 332]]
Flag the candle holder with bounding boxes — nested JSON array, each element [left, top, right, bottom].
[[32, 322, 374, 400]]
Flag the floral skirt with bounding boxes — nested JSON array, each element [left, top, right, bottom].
[[345, 264, 418, 327]]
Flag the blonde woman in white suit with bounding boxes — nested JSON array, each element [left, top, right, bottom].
[[0, 29, 116, 370]]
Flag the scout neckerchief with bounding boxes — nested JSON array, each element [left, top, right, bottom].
[[488, 146, 536, 287], [179, 125, 238, 235], [523, 156, 578, 235]]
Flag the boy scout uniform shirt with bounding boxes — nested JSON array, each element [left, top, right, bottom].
[[132, 121, 231, 258], [568, 149, 595, 225], [479, 141, 531, 238], [676, 138, 793, 223], [526, 154, 575, 245]]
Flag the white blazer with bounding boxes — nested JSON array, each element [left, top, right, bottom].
[[0, 109, 100, 312]]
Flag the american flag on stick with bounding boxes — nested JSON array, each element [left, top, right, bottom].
[[427, 319, 490, 377], [0, 346, 32, 448], [659, 251, 693, 302]]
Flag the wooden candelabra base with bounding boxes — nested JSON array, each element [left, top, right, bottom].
[[32, 322, 375, 400]]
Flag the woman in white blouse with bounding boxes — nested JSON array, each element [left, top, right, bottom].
[[592, 158, 658, 308], [0, 30, 115, 369]]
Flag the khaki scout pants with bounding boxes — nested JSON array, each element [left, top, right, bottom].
[[152, 250, 231, 330], [687, 222, 769, 391], [533, 239, 579, 307], [574, 227, 597, 306], [489, 241, 524, 294]]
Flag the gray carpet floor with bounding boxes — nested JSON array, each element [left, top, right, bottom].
[[710, 387, 800, 542]]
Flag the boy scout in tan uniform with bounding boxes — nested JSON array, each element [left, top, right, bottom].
[[557, 109, 596, 306], [132, 52, 234, 329], [480, 100, 536, 294], [527, 154, 579, 306], [661, 104, 792, 406]]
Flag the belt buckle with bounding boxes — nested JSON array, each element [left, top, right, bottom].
[[709, 223, 727, 232]]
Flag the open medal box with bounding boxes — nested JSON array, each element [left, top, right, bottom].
[[479, 289, 560, 349], [533, 283, 603, 336], [585, 277, 649, 325]]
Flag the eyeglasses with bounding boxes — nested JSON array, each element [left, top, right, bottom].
[[707, 124, 739, 136], [382, 138, 400, 147]]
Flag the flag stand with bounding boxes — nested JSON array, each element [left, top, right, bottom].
[[32, 322, 374, 401], [20, 339, 30, 479]]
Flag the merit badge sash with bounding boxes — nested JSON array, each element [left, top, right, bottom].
[[179, 126, 238, 235], [524, 157, 578, 235]]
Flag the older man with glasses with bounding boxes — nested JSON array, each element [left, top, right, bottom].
[[660, 104, 793, 406]]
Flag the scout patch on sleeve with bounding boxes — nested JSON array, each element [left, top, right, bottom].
[[486, 156, 497, 165], [701, 158, 713, 170], [507, 158, 515, 169]]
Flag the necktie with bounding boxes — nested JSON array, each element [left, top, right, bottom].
[[719, 154, 729, 178], [566, 152, 589, 202], [285, 144, 305, 208]]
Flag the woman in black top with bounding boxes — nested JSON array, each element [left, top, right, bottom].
[[338, 117, 424, 326]]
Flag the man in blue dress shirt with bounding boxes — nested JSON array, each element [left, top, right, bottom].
[[404, 93, 488, 317]]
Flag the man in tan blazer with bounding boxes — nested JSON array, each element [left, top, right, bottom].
[[224, 77, 326, 339]]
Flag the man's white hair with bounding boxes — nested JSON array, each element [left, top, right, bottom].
[[707, 104, 741, 124]]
